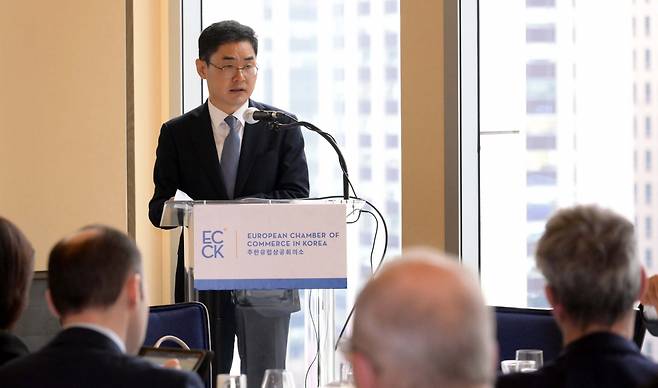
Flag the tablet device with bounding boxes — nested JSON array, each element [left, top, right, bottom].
[[139, 346, 207, 372]]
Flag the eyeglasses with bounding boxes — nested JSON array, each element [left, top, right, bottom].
[[208, 62, 259, 78]]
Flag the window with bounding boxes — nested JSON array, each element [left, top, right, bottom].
[[385, 66, 398, 82], [646, 82, 652, 104], [646, 48, 652, 70], [526, 24, 556, 43], [526, 0, 555, 7], [185, 2, 401, 385], [526, 61, 556, 114], [385, 99, 399, 114], [384, 0, 397, 14], [646, 16, 651, 37], [358, 99, 372, 114], [385, 166, 399, 182], [647, 116, 653, 138], [358, 1, 370, 16], [385, 134, 398, 148], [358, 67, 371, 83], [472, 1, 637, 314], [647, 150, 652, 171], [359, 133, 372, 148], [646, 183, 652, 204], [647, 248, 654, 268], [647, 216, 653, 239], [526, 134, 556, 150]]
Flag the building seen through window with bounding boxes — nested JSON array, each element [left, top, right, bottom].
[[478, 0, 658, 361]]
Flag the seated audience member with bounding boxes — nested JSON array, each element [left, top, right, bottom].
[[0, 217, 34, 366], [349, 247, 495, 388], [0, 225, 203, 388], [496, 205, 658, 388]]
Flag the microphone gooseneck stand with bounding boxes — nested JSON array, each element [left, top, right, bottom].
[[270, 120, 350, 200]]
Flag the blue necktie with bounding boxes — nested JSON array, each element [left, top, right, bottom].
[[221, 115, 240, 199]]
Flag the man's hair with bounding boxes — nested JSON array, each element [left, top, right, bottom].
[[351, 248, 494, 388], [0, 217, 35, 329], [198, 20, 258, 63], [48, 225, 141, 316], [536, 205, 640, 328]]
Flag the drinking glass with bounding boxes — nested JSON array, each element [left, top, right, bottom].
[[261, 369, 295, 388], [515, 349, 544, 369], [500, 360, 537, 374], [217, 374, 247, 388]]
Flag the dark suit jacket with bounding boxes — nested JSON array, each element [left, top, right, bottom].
[[0, 331, 28, 367], [496, 332, 658, 388], [0, 327, 204, 388], [148, 99, 309, 226], [148, 100, 310, 305]]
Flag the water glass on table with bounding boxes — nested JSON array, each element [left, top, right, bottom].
[[500, 360, 536, 374], [261, 369, 295, 388], [217, 374, 247, 388], [515, 349, 543, 369]]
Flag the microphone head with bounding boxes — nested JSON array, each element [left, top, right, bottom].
[[243, 107, 260, 124]]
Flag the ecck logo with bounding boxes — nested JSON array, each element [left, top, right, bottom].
[[201, 230, 224, 258]]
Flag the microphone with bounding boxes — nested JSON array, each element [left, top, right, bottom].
[[244, 107, 289, 124]]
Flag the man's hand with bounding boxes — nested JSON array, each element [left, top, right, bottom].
[[641, 274, 658, 307], [162, 358, 182, 370]]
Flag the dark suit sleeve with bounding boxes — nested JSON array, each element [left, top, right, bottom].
[[148, 123, 179, 228], [246, 124, 310, 200], [183, 372, 205, 388]]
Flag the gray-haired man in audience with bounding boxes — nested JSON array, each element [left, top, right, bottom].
[[497, 205, 658, 388], [348, 247, 496, 388]]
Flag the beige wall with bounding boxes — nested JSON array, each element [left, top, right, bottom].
[[0, 1, 128, 269], [401, 1, 445, 249]]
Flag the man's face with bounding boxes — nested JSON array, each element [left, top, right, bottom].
[[196, 40, 257, 114]]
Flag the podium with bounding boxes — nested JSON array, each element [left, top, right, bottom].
[[161, 198, 357, 293], [160, 198, 360, 386]]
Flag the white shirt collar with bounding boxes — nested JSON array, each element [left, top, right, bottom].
[[64, 322, 126, 353], [208, 99, 249, 133]]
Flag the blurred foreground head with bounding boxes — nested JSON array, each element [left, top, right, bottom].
[[350, 247, 495, 388]]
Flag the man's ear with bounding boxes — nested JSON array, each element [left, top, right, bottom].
[[196, 58, 208, 80], [45, 289, 61, 319], [351, 352, 377, 388], [545, 285, 564, 319], [125, 273, 142, 307]]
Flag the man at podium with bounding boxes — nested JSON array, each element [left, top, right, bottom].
[[148, 20, 309, 388]]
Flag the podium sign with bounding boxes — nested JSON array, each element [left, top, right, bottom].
[[191, 202, 347, 290]]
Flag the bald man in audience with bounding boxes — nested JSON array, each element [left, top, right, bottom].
[[349, 248, 496, 388], [497, 205, 658, 388], [0, 225, 203, 388]]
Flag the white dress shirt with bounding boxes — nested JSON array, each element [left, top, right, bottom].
[[207, 100, 248, 164]]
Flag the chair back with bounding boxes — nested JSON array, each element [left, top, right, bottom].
[[144, 302, 211, 350], [494, 306, 562, 365], [144, 302, 212, 388], [494, 306, 646, 368]]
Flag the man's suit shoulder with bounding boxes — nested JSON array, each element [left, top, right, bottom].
[[0, 347, 204, 388], [163, 103, 206, 130]]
